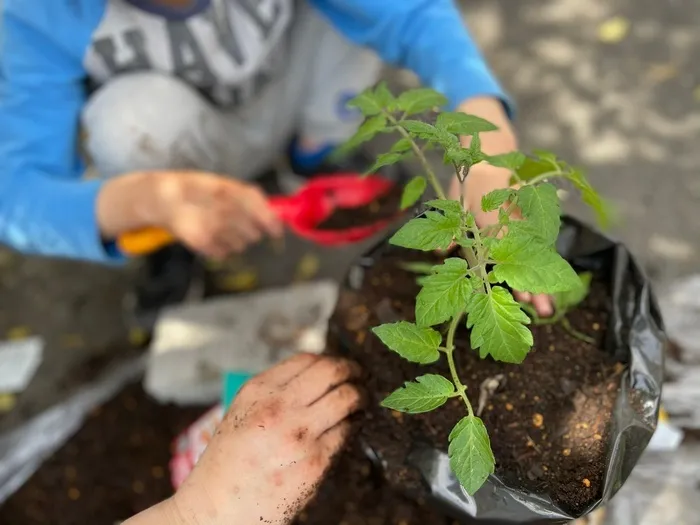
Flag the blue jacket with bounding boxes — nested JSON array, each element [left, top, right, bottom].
[[0, 0, 509, 262]]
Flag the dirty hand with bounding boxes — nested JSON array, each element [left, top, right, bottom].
[[170, 354, 363, 525], [96, 170, 283, 259], [450, 97, 554, 318]]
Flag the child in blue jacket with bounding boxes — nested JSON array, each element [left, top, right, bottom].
[[0, 0, 551, 317]]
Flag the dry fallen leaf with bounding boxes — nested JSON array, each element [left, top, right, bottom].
[[7, 325, 30, 340], [598, 16, 630, 44], [128, 327, 149, 347], [219, 269, 258, 292], [294, 253, 321, 282], [0, 393, 16, 413]]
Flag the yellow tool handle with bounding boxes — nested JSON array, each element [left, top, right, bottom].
[[117, 227, 176, 256]]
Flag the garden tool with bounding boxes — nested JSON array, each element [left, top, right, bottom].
[[117, 173, 397, 256]]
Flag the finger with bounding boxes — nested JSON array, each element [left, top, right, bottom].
[[254, 353, 320, 387], [286, 357, 362, 406], [244, 187, 284, 238], [513, 291, 531, 304], [532, 294, 554, 318], [307, 384, 365, 437], [318, 421, 352, 459], [216, 216, 261, 248]]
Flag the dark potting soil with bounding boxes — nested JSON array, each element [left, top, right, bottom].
[[316, 184, 403, 231], [0, 381, 453, 525], [329, 246, 623, 517]]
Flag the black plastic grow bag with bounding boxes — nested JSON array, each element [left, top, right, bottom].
[[331, 217, 666, 524]]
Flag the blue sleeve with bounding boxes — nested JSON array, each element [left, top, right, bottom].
[[0, 0, 121, 263], [309, 0, 513, 115]]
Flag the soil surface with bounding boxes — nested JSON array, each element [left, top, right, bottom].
[[316, 184, 403, 231], [329, 246, 623, 517], [0, 382, 453, 525]]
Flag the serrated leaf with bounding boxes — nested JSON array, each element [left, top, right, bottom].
[[516, 183, 561, 244], [436, 112, 499, 135], [443, 145, 476, 166], [449, 416, 495, 495], [381, 374, 455, 413], [396, 88, 448, 115], [554, 272, 592, 312], [389, 212, 462, 251], [425, 199, 463, 217], [366, 151, 407, 175], [490, 237, 580, 294], [390, 138, 413, 153], [467, 287, 532, 363], [401, 176, 427, 209], [347, 88, 384, 116], [515, 156, 554, 182], [469, 132, 483, 159], [374, 81, 396, 111], [400, 120, 459, 147], [416, 258, 473, 327], [398, 261, 435, 275], [372, 321, 441, 364], [481, 189, 513, 212], [343, 114, 387, 151], [565, 169, 614, 228], [486, 151, 526, 171]]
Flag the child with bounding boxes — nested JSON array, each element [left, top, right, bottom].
[[1, 0, 550, 316]]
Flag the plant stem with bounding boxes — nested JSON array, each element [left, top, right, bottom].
[[387, 115, 447, 200], [446, 313, 474, 416], [561, 317, 596, 345]]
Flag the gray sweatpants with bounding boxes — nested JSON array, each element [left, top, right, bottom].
[[81, 5, 382, 181]]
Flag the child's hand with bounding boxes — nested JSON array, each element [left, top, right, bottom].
[[451, 97, 554, 318], [97, 170, 283, 259], [171, 354, 364, 525]]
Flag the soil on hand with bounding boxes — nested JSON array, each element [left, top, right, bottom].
[[316, 184, 403, 230], [0, 382, 452, 525], [329, 246, 623, 516]]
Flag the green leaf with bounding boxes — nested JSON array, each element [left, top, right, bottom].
[[416, 258, 473, 327], [372, 321, 442, 364], [490, 237, 580, 294], [516, 183, 561, 244], [554, 272, 592, 312], [390, 138, 413, 153], [448, 416, 495, 495], [443, 145, 476, 166], [400, 176, 427, 209], [515, 156, 553, 182], [396, 88, 448, 115], [347, 88, 384, 116], [374, 81, 396, 111], [381, 374, 455, 413], [389, 212, 462, 251], [425, 199, 463, 217], [398, 261, 435, 275], [343, 114, 387, 151], [366, 151, 408, 175], [481, 189, 513, 212], [565, 169, 614, 228], [436, 112, 498, 135], [467, 287, 532, 363], [468, 132, 483, 161], [400, 120, 459, 147], [485, 151, 526, 171]]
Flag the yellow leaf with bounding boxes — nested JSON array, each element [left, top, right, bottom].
[[658, 406, 668, 422], [294, 253, 320, 282], [60, 333, 85, 349], [219, 269, 258, 292], [128, 327, 149, 347], [7, 326, 30, 340], [0, 393, 16, 413], [598, 17, 630, 43]]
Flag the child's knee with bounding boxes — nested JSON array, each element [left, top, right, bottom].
[[81, 72, 212, 177]]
